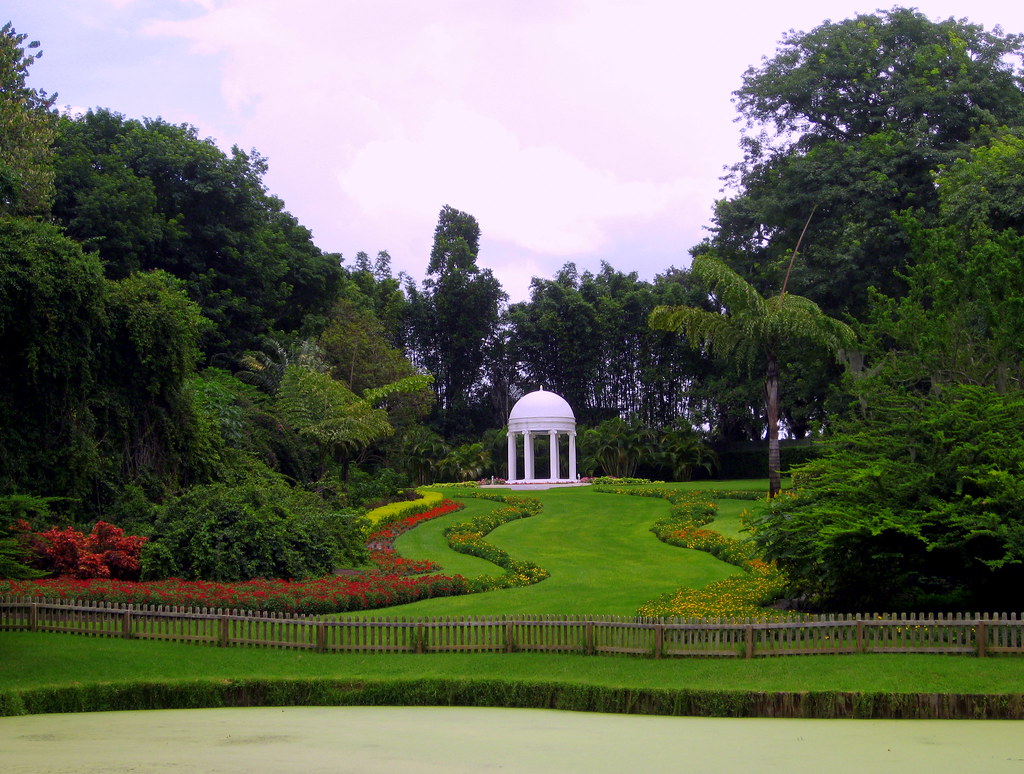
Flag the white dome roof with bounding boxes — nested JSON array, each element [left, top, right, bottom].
[[509, 388, 575, 421]]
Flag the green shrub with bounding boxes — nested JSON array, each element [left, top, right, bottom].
[[750, 385, 1024, 611], [141, 478, 367, 581], [346, 468, 411, 509]]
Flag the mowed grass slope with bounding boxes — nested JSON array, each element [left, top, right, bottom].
[[354, 486, 741, 618]]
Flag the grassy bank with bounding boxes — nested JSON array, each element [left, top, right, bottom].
[[15, 477, 1016, 721], [4, 631, 1024, 718], [5, 630, 1024, 694]]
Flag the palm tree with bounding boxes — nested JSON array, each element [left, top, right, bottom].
[[582, 417, 653, 478], [396, 425, 449, 486], [656, 422, 718, 482], [650, 254, 854, 496], [441, 442, 492, 482]]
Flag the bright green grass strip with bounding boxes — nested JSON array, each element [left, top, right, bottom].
[[646, 478, 788, 493], [708, 499, 758, 539], [348, 487, 740, 618], [4, 631, 1024, 695], [392, 498, 505, 578]]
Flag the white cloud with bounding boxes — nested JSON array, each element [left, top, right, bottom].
[[338, 99, 698, 256], [119, 0, 1024, 299]]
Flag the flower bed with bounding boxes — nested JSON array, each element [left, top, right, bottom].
[[367, 551, 442, 576], [362, 490, 445, 528], [365, 499, 463, 548], [0, 573, 470, 615], [637, 559, 789, 619]]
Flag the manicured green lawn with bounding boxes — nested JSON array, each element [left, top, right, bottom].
[[356, 486, 740, 617], [4, 631, 1024, 695]]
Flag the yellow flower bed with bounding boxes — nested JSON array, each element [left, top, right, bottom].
[[363, 489, 444, 526], [637, 559, 789, 619]]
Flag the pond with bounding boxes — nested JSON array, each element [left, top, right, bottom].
[[2, 706, 1022, 773]]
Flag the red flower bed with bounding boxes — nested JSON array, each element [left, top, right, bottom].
[[368, 550, 442, 575], [363, 498, 459, 576], [0, 572, 470, 615]]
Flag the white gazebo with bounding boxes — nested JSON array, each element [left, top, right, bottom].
[[507, 388, 577, 483]]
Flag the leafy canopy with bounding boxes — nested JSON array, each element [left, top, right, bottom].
[[709, 7, 1024, 318]]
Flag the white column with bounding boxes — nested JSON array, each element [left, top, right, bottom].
[[549, 429, 559, 481], [507, 431, 516, 483], [568, 430, 577, 480], [523, 431, 534, 481]]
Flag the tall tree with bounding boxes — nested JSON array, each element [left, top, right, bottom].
[[0, 218, 106, 499], [406, 205, 505, 438], [0, 218, 214, 512], [52, 109, 343, 353], [708, 8, 1024, 318], [0, 23, 56, 216], [650, 254, 854, 496], [506, 263, 704, 427]]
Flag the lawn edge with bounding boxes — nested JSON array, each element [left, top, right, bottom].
[[2, 678, 1023, 720]]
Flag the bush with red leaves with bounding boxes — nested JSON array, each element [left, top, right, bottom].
[[21, 521, 147, 580]]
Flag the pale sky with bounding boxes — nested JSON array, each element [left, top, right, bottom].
[[9, 0, 1024, 301]]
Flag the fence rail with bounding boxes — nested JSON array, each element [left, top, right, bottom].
[[3, 597, 1024, 658]]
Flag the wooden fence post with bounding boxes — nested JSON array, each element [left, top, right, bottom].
[[856, 619, 865, 653], [122, 609, 133, 639], [219, 614, 229, 647], [744, 624, 755, 659], [977, 618, 988, 658], [585, 621, 594, 655], [29, 602, 38, 632], [316, 621, 326, 653], [505, 621, 514, 653], [654, 624, 663, 659]]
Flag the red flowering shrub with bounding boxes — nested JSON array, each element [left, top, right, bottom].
[[25, 521, 147, 580]]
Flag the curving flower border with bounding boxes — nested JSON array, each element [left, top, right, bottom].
[[439, 491, 550, 591]]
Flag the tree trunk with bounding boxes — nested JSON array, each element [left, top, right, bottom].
[[765, 350, 782, 498]]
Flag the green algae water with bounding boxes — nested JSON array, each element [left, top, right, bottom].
[[2, 706, 1023, 773]]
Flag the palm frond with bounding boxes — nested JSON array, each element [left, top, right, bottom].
[[363, 373, 434, 406], [691, 254, 766, 315]]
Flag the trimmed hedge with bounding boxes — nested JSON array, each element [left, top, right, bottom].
[[3, 678, 1024, 719]]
